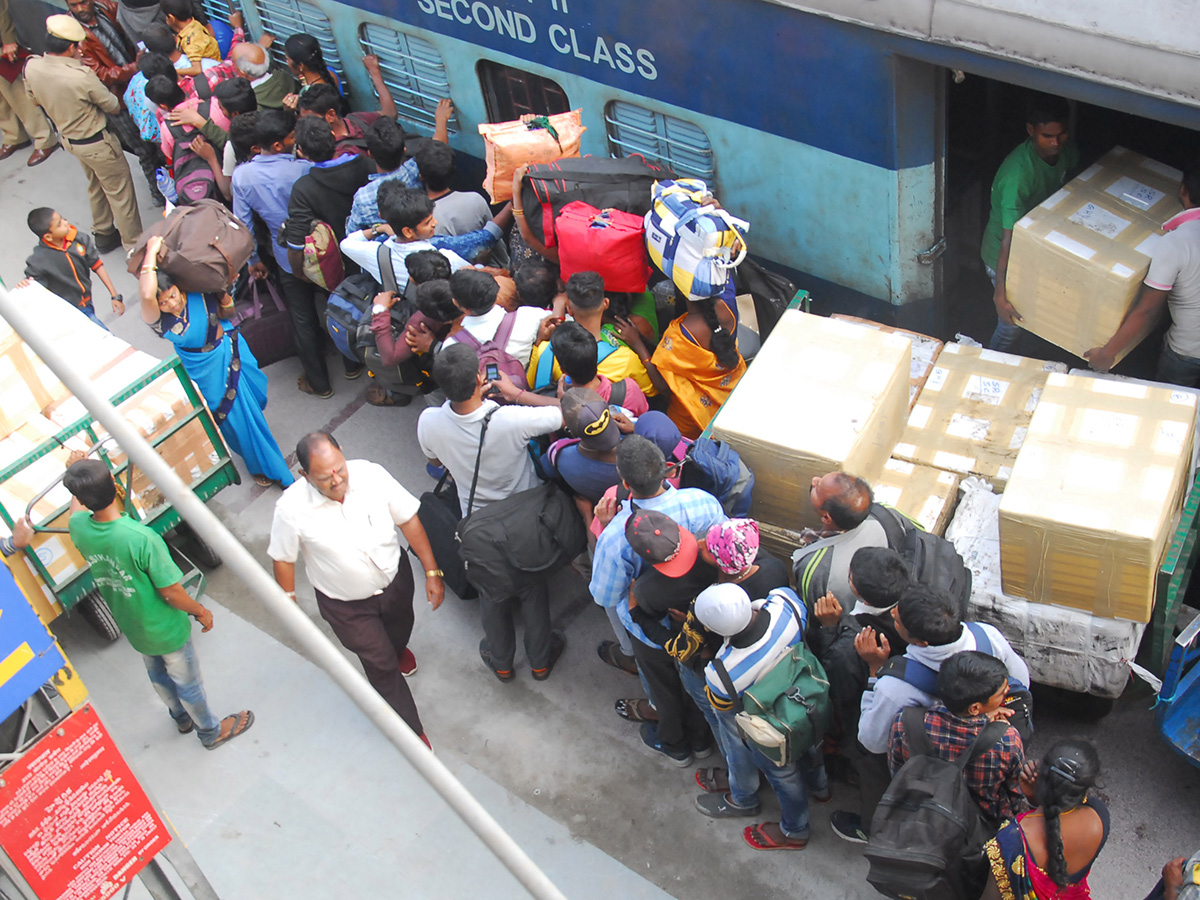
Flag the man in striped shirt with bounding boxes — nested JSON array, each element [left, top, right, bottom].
[[694, 583, 829, 851]]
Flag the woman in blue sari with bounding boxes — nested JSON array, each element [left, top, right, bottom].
[[138, 236, 293, 488]]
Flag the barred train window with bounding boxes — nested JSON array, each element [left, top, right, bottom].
[[248, 0, 344, 80], [359, 24, 457, 135], [477, 60, 569, 123], [605, 100, 714, 180]]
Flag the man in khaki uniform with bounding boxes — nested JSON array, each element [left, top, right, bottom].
[[0, 0, 56, 165], [25, 14, 141, 252]]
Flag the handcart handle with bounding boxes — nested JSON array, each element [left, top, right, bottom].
[[25, 438, 115, 533]]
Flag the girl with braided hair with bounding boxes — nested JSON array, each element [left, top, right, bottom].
[[983, 738, 1109, 900]]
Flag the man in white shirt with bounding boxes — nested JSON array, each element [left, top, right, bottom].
[[417, 344, 565, 682], [442, 268, 552, 368], [268, 432, 444, 747]]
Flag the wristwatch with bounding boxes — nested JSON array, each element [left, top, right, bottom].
[[425, 569, 444, 578], [372, 303, 387, 315]]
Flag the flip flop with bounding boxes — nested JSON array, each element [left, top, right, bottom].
[[743, 822, 809, 851], [615, 698, 657, 722], [597, 640, 639, 676], [204, 710, 255, 750], [253, 474, 275, 487], [695, 767, 730, 793], [297, 375, 333, 398]]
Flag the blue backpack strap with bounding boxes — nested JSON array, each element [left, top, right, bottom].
[[878, 655, 939, 696], [534, 344, 556, 389], [966, 622, 993, 656], [596, 339, 619, 363]]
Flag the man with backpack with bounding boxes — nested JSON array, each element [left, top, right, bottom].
[[442, 268, 553, 377], [693, 581, 830, 851], [416, 344, 565, 682], [865, 651, 1028, 900], [830, 584, 1030, 844]]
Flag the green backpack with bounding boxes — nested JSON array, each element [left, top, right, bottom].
[[712, 589, 832, 767]]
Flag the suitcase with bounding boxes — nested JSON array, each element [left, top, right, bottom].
[[416, 475, 477, 600], [555, 201, 652, 292], [230, 278, 296, 367]]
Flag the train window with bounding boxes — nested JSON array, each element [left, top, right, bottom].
[[359, 24, 457, 135], [477, 61, 569, 123], [252, 0, 344, 81], [196, 0, 234, 26], [605, 101, 715, 180]]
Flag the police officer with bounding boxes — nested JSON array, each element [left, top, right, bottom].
[[24, 14, 141, 253], [0, 0, 57, 165]]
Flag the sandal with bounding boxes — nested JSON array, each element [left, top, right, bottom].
[[696, 766, 730, 794], [365, 383, 412, 407], [615, 698, 657, 723], [175, 717, 195, 735], [743, 822, 809, 851], [253, 474, 275, 487], [297, 375, 333, 398], [204, 710, 255, 750], [597, 640, 638, 676]]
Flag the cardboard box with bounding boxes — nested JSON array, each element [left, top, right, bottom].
[[893, 344, 1067, 490], [128, 417, 220, 516], [1007, 146, 1182, 362], [830, 315, 944, 411], [999, 374, 1196, 622], [873, 458, 961, 536], [712, 310, 911, 531]]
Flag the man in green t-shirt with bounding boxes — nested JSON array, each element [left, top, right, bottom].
[[980, 95, 1079, 352], [64, 459, 253, 750]]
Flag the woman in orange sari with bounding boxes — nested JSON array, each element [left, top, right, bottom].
[[650, 292, 746, 439]]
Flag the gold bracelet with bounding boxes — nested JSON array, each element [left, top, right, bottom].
[[513, 209, 525, 217], [141, 266, 156, 274], [219, 298, 234, 308], [425, 568, 444, 578]]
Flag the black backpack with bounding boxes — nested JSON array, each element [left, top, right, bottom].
[[865, 706, 1009, 900], [872, 504, 972, 620]]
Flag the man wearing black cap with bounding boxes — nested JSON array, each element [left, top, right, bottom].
[[25, 13, 142, 252]]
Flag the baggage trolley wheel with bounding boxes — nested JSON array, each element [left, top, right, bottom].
[[175, 521, 222, 568], [78, 589, 121, 642]]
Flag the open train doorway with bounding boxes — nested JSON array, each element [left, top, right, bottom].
[[942, 70, 1200, 376]]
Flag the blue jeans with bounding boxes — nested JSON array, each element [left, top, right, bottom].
[[1156, 341, 1200, 388], [984, 264, 1022, 352], [678, 661, 827, 838], [79, 302, 110, 332], [143, 638, 221, 745]]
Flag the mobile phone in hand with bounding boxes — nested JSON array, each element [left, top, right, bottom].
[[485, 363, 499, 382]]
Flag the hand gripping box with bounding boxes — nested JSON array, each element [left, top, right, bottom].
[[999, 374, 1197, 622], [1007, 146, 1182, 362], [712, 310, 911, 531], [893, 344, 1067, 490], [829, 315, 944, 411]]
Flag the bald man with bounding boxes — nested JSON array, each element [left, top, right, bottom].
[[231, 40, 296, 110]]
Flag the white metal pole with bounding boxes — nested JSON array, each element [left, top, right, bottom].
[[0, 287, 568, 900]]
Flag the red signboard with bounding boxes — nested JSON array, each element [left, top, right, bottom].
[[0, 704, 171, 900]]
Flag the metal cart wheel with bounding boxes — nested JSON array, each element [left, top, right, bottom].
[[174, 521, 222, 568], [77, 588, 121, 642]]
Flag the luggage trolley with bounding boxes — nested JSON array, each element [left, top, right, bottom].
[[0, 357, 240, 640]]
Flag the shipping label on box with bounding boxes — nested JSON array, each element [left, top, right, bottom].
[[998, 373, 1196, 622], [873, 458, 961, 536], [894, 344, 1067, 489], [829, 315, 944, 410], [1008, 146, 1182, 362], [713, 310, 911, 531]]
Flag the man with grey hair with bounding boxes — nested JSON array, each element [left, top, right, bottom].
[[231, 40, 297, 110]]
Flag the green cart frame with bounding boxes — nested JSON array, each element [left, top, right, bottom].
[[0, 356, 240, 633]]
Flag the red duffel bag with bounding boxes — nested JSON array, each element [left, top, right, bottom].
[[554, 201, 652, 292]]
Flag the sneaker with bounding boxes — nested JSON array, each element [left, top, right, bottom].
[[695, 792, 760, 818], [640, 722, 693, 767], [531, 631, 566, 681], [829, 810, 868, 844], [479, 640, 515, 683], [691, 740, 714, 760], [344, 363, 365, 380], [399, 647, 417, 677]]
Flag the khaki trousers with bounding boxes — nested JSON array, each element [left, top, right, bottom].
[[0, 73, 53, 149], [68, 131, 142, 247]]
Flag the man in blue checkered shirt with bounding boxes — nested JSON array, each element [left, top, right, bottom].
[[590, 435, 725, 762]]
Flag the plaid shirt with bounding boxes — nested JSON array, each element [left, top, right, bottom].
[[589, 486, 725, 648], [345, 162, 423, 234], [888, 704, 1027, 824]]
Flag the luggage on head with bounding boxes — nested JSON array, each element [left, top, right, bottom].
[[479, 110, 586, 203], [644, 178, 749, 302], [554, 201, 652, 293], [127, 200, 254, 293]]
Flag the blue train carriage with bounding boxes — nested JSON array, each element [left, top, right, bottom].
[[204, 0, 1200, 319]]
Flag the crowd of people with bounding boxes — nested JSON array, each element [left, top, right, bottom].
[[3, 5, 1198, 896]]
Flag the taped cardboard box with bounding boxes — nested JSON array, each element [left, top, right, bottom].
[[874, 458, 961, 536], [947, 477, 1142, 699], [829, 315, 944, 411], [128, 417, 220, 516], [893, 343, 1067, 490], [999, 373, 1195, 623], [712, 310, 911, 531], [1007, 146, 1182, 362]]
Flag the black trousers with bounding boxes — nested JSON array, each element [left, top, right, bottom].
[[632, 639, 710, 754], [479, 577, 552, 671], [314, 559, 422, 735], [278, 269, 332, 394], [854, 749, 893, 834]]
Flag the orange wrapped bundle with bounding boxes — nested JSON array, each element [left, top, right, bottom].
[[479, 110, 586, 203]]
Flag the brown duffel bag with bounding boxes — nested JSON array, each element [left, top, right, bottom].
[[127, 200, 254, 293]]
